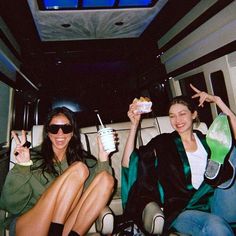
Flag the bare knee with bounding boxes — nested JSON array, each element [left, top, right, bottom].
[[67, 161, 89, 182], [96, 171, 115, 192]]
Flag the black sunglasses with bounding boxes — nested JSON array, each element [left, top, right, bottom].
[[47, 124, 73, 134]]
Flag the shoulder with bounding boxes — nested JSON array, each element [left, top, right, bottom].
[[139, 133, 174, 158], [194, 130, 209, 152], [151, 132, 173, 143], [30, 146, 42, 159], [141, 132, 177, 151], [29, 146, 43, 167], [194, 130, 206, 140]]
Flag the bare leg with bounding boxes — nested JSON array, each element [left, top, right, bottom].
[[16, 162, 89, 236], [63, 171, 114, 236]]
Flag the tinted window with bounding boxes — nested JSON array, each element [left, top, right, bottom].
[[179, 72, 212, 127]]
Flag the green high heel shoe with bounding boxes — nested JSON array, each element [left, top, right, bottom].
[[205, 113, 232, 180]]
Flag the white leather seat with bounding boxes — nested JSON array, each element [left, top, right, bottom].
[[31, 125, 44, 147]]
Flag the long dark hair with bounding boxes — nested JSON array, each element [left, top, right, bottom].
[[168, 95, 200, 125], [37, 107, 90, 177]]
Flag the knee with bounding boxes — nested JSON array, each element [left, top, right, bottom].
[[203, 215, 233, 235], [67, 161, 89, 181], [97, 171, 115, 192]]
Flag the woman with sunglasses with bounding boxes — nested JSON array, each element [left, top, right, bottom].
[[0, 107, 115, 236]]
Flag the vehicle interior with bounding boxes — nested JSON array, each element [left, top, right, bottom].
[[0, 0, 236, 235]]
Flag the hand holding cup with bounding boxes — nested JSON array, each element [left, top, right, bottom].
[[98, 127, 116, 154]]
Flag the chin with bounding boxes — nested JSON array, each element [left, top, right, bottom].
[[176, 127, 187, 133]]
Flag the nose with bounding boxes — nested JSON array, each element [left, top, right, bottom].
[[175, 115, 182, 123], [57, 128, 64, 134]]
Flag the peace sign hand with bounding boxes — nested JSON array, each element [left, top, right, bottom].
[[190, 84, 217, 107], [12, 130, 31, 164]]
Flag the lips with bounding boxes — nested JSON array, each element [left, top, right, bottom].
[[54, 137, 67, 145], [55, 138, 65, 141], [176, 123, 185, 129]]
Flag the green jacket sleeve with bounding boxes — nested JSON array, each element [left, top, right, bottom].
[[0, 164, 34, 215], [121, 150, 139, 209]]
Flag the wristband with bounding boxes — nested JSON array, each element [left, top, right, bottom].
[[17, 160, 33, 166]]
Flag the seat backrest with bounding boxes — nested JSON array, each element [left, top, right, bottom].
[[140, 117, 161, 145], [140, 116, 208, 144], [31, 125, 90, 151], [11, 117, 207, 189], [80, 126, 98, 157], [106, 121, 139, 188], [194, 122, 208, 134], [32, 125, 44, 148], [80, 121, 134, 188]]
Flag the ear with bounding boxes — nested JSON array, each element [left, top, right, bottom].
[[192, 111, 198, 120]]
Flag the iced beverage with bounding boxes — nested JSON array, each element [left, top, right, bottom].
[[98, 127, 116, 153]]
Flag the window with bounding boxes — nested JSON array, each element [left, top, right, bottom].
[[210, 70, 229, 114], [179, 72, 212, 127], [0, 80, 12, 148], [38, 0, 157, 10]]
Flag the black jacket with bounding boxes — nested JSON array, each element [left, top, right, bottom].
[[124, 130, 233, 231]]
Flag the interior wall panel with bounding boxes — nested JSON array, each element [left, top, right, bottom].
[[159, 1, 236, 74]]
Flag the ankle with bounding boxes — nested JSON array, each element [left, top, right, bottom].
[[48, 222, 64, 236], [69, 230, 80, 236]]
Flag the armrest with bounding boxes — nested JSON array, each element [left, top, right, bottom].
[[142, 201, 164, 235], [95, 206, 114, 234]]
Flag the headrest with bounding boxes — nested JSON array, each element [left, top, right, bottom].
[[140, 117, 160, 129], [154, 116, 173, 133], [194, 122, 208, 134], [80, 125, 98, 134], [104, 121, 132, 131]]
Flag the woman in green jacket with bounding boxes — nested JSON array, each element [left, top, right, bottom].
[[0, 107, 115, 236]]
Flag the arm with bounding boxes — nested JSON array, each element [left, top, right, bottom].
[[191, 84, 236, 140], [0, 130, 35, 214], [0, 165, 34, 214], [97, 135, 110, 162], [92, 136, 113, 175], [122, 103, 141, 168]]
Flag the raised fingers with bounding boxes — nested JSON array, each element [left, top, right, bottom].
[[11, 130, 28, 145], [198, 93, 207, 107], [11, 131, 21, 145], [190, 83, 200, 93], [21, 130, 27, 145]]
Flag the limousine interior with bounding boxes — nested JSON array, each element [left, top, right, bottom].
[[0, 0, 236, 235]]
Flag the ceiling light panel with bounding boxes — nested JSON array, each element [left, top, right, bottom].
[[40, 0, 157, 10]]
